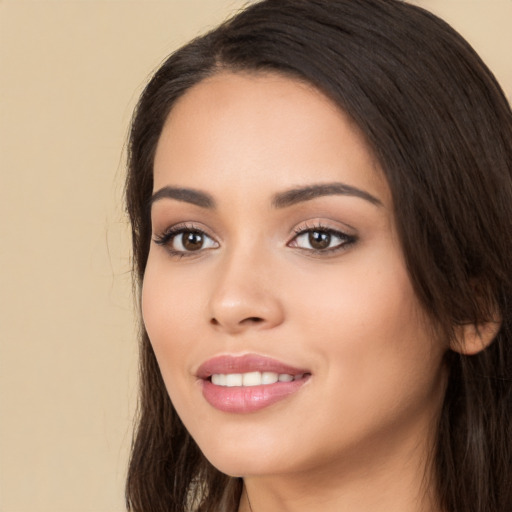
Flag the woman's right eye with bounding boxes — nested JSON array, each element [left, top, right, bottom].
[[153, 227, 219, 255]]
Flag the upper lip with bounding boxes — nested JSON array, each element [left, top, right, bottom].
[[196, 354, 309, 379]]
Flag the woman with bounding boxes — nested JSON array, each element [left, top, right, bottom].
[[125, 0, 512, 511]]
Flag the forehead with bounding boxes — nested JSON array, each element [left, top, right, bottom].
[[153, 71, 388, 204]]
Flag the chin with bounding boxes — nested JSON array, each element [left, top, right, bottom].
[[194, 432, 296, 478]]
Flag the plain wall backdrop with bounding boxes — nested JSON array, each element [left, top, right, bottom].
[[0, 1, 510, 511]]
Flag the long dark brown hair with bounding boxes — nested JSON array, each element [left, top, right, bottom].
[[125, 1, 512, 511]]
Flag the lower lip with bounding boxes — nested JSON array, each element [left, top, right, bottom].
[[201, 377, 309, 413]]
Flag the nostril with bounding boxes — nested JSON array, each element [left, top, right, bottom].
[[210, 316, 264, 328], [242, 317, 264, 324], [210, 316, 264, 326]]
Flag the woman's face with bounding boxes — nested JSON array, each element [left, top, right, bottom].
[[143, 72, 448, 479]]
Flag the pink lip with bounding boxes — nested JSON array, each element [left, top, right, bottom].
[[196, 354, 311, 414], [196, 354, 308, 378]]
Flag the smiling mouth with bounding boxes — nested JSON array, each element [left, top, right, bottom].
[[197, 354, 311, 413]]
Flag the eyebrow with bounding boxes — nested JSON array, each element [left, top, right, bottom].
[[271, 182, 382, 208], [149, 182, 382, 210], [150, 186, 216, 209]]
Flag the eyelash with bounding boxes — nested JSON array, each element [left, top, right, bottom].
[[153, 222, 356, 258]]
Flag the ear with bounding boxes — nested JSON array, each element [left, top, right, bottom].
[[450, 319, 501, 355]]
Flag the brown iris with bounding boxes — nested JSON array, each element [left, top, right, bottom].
[[309, 230, 331, 250], [182, 231, 204, 251]]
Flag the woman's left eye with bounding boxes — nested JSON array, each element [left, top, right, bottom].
[[289, 227, 355, 253]]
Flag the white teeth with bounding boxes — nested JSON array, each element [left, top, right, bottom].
[[261, 372, 279, 385], [211, 374, 226, 386], [242, 371, 261, 386], [225, 374, 243, 387], [211, 371, 300, 387]]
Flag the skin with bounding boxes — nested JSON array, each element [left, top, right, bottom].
[[142, 72, 448, 512]]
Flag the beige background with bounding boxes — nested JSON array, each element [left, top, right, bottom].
[[0, 1, 510, 511]]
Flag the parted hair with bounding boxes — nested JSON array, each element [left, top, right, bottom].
[[125, 1, 512, 511]]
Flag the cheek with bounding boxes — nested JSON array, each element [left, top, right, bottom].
[[287, 247, 443, 395], [142, 250, 204, 326], [288, 248, 416, 339], [141, 256, 222, 434], [287, 268, 445, 460], [141, 256, 201, 376]]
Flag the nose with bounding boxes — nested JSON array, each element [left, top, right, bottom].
[[208, 249, 285, 335]]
